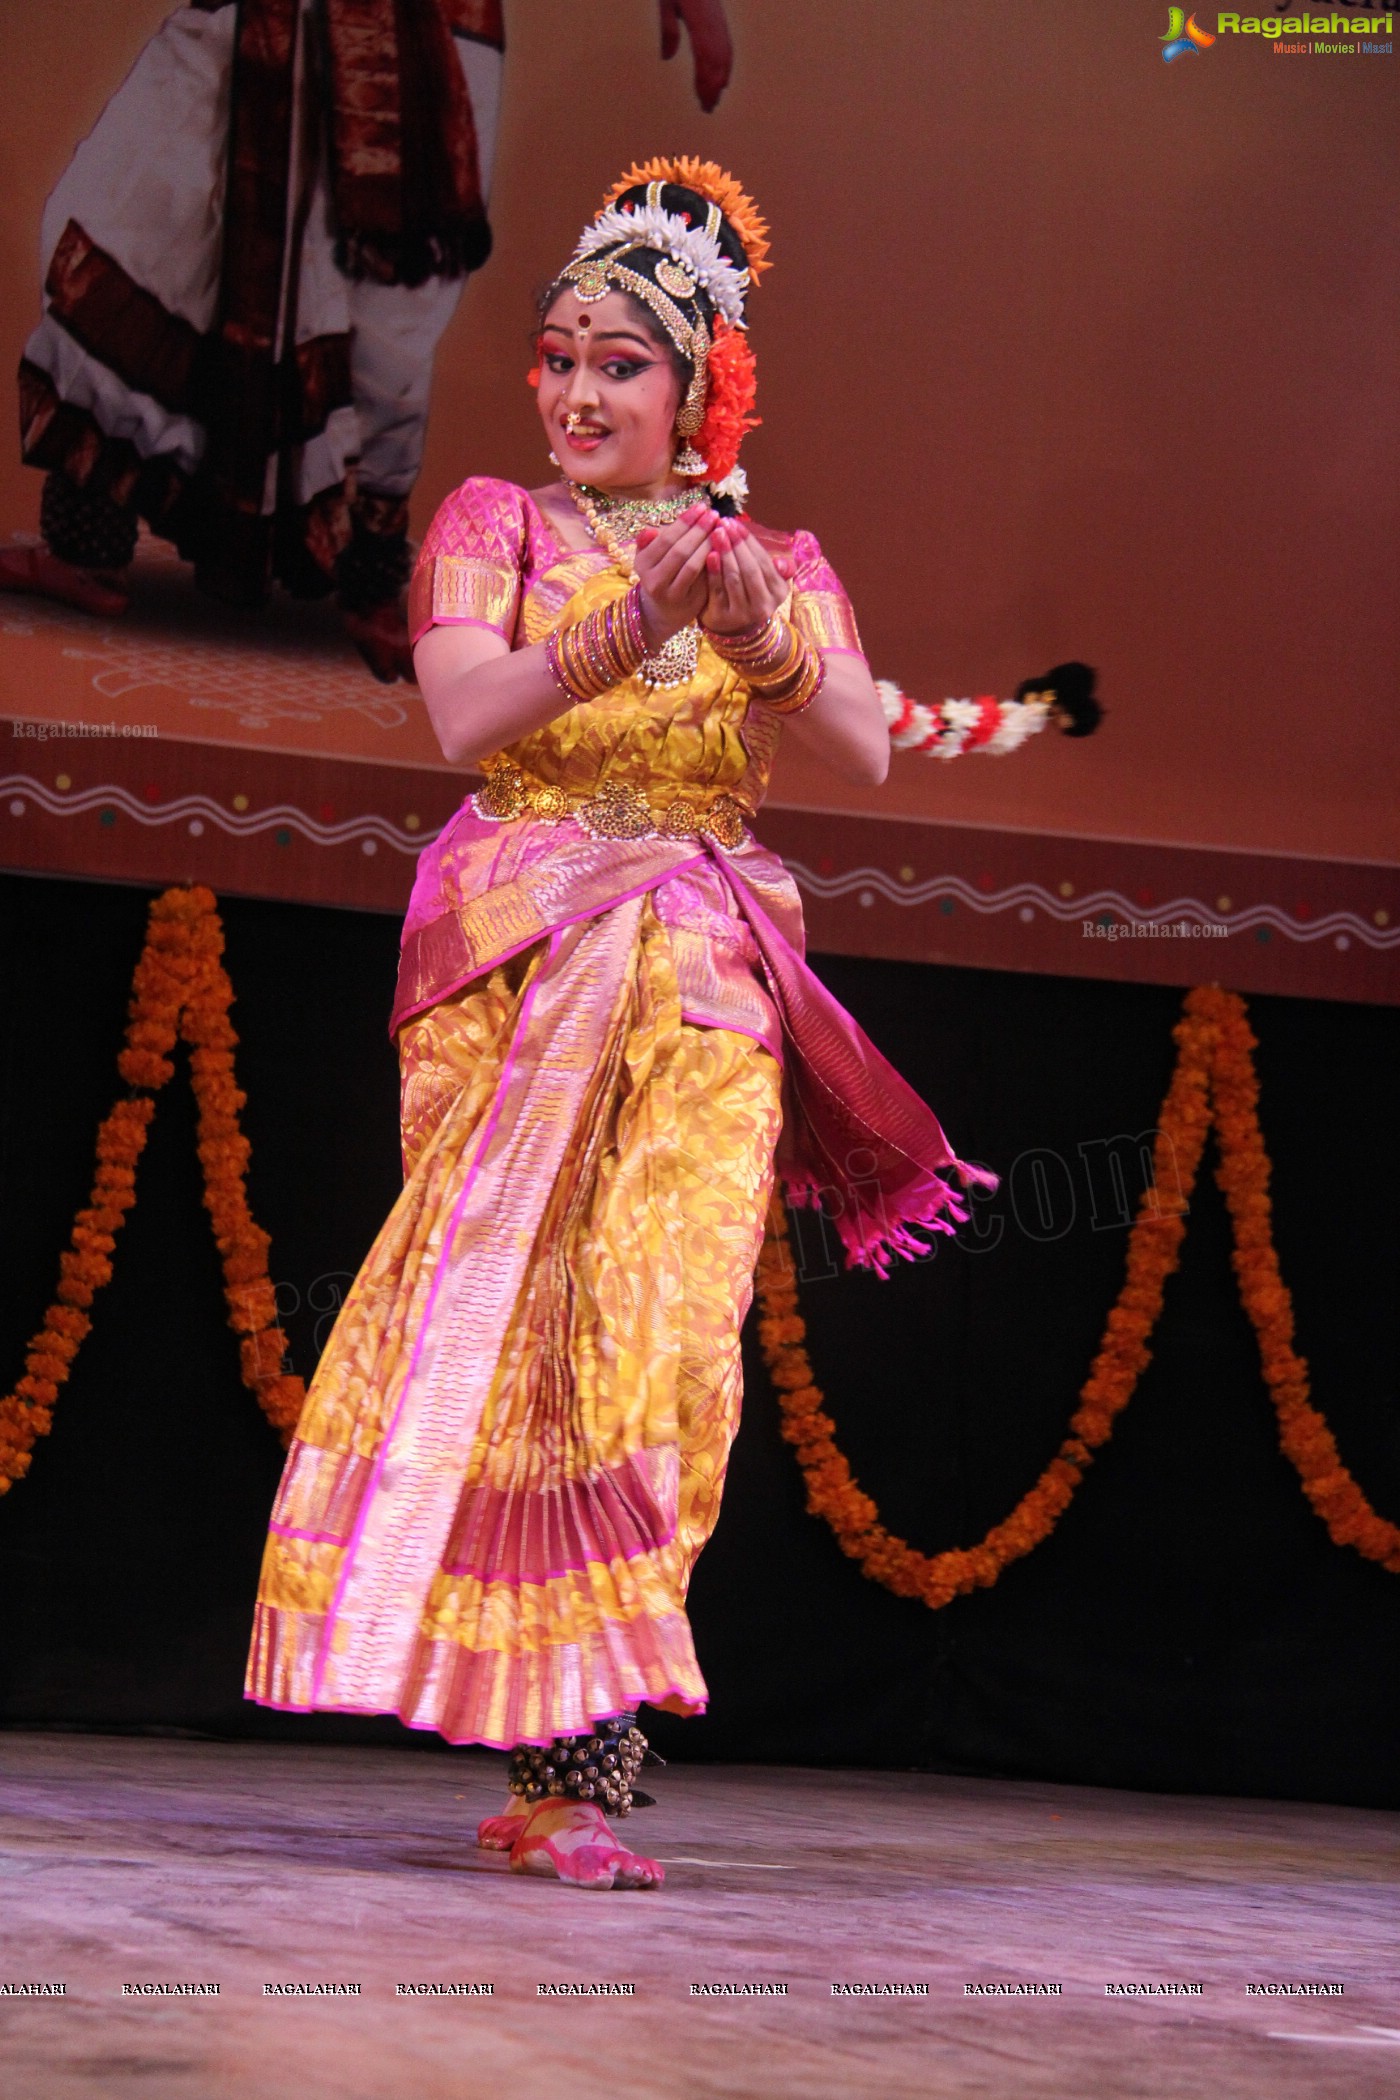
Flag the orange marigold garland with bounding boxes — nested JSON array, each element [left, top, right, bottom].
[[756, 983, 1400, 1606], [1208, 991, 1400, 1569], [0, 886, 305, 1494]]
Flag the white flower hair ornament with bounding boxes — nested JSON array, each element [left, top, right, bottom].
[[707, 465, 749, 507], [574, 204, 750, 329]]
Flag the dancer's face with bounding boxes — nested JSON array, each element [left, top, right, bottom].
[[537, 290, 685, 496]]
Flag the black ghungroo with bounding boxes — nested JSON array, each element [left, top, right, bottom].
[[507, 1712, 661, 1818], [41, 470, 139, 571]]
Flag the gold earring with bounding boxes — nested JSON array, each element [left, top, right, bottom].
[[675, 352, 708, 439], [674, 440, 709, 477]]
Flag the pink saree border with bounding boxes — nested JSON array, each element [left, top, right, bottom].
[[306, 932, 555, 1710], [251, 1681, 707, 1751]]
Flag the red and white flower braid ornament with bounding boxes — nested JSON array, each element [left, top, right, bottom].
[[880, 685, 1040, 758], [880, 662, 1101, 755]]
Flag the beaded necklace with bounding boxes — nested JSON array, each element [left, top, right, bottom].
[[566, 481, 700, 690]]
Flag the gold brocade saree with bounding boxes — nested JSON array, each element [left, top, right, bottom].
[[248, 477, 981, 1745], [249, 889, 780, 1744]]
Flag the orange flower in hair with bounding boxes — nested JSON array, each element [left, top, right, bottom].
[[697, 319, 760, 489], [603, 158, 771, 281]]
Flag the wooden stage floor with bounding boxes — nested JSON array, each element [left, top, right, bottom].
[[0, 1733, 1395, 2099]]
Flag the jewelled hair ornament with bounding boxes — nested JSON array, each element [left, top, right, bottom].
[[558, 158, 768, 500]]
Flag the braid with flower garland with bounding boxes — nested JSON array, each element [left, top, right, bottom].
[[882, 662, 1102, 758]]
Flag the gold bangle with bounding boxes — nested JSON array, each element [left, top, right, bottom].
[[707, 614, 794, 679], [546, 588, 650, 704], [754, 640, 826, 716], [745, 635, 806, 693]]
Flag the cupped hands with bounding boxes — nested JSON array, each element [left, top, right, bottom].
[[634, 508, 797, 649], [698, 516, 794, 636], [633, 506, 720, 648]]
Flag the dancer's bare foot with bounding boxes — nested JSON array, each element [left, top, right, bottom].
[[477, 1793, 531, 1850], [343, 599, 414, 683], [0, 545, 128, 616], [508, 1799, 664, 1890]]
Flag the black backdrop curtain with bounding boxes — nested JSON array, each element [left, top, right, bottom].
[[1, 871, 1397, 1807]]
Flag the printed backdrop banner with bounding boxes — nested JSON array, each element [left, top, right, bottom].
[[0, 1, 1395, 1000]]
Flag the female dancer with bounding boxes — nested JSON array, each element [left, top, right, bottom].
[[247, 159, 997, 1890]]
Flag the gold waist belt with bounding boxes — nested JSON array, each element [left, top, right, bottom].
[[475, 763, 752, 850]]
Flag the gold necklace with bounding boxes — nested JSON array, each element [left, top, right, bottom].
[[566, 482, 700, 691], [571, 481, 694, 541]]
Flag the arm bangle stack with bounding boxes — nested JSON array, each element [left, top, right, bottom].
[[546, 584, 650, 704], [705, 613, 826, 717]]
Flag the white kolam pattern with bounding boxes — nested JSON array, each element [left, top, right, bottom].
[[1, 550, 409, 734]]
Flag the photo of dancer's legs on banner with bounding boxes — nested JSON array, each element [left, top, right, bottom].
[[0, 0, 734, 680]]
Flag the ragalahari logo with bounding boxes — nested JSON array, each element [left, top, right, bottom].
[[1162, 7, 1218, 55]]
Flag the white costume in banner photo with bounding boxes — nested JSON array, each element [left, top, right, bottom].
[[1, 0, 736, 677]]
